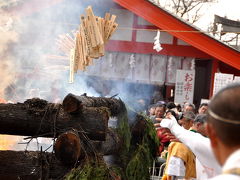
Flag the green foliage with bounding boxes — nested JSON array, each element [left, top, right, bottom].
[[125, 115, 160, 180], [116, 107, 132, 168], [126, 144, 151, 180], [65, 104, 160, 180], [64, 161, 121, 180], [143, 115, 160, 155]]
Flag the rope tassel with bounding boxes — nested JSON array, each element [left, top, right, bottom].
[[153, 30, 163, 52]]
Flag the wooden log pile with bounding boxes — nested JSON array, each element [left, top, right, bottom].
[[0, 93, 158, 180], [0, 93, 125, 179]]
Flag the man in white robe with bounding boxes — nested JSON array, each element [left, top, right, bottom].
[[161, 83, 240, 180]]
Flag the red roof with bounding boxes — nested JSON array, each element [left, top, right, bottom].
[[113, 0, 240, 70]]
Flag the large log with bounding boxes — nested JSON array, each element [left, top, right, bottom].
[[54, 130, 81, 165], [62, 93, 125, 116], [0, 150, 71, 180], [0, 98, 109, 141]]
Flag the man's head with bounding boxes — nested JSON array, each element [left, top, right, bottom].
[[155, 104, 166, 118], [179, 111, 195, 130], [206, 83, 240, 165], [198, 103, 208, 114], [148, 104, 156, 116], [183, 103, 195, 113], [193, 114, 207, 136], [166, 102, 176, 110]]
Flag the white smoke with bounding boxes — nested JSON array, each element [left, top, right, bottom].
[[0, 10, 19, 98]]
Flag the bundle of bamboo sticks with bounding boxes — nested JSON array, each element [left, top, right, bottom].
[[67, 6, 118, 83], [56, 33, 76, 56]]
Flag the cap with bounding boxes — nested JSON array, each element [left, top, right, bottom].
[[194, 114, 207, 123], [183, 111, 195, 120]]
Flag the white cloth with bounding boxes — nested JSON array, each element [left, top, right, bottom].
[[209, 149, 240, 179], [196, 158, 208, 180], [160, 116, 221, 178], [167, 156, 186, 177]]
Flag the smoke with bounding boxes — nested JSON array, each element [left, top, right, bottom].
[[0, 0, 164, 151], [0, 10, 19, 98], [2, 0, 114, 102], [0, 0, 118, 151]]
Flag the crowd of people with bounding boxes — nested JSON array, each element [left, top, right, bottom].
[[145, 83, 240, 180]]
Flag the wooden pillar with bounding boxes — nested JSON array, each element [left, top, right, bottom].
[[209, 59, 219, 98]]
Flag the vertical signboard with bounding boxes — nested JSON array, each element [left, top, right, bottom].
[[174, 70, 195, 104], [213, 73, 234, 96]]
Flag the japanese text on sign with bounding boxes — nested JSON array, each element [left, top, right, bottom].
[[213, 73, 234, 96], [174, 70, 195, 104]]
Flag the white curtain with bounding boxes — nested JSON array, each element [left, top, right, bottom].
[[182, 57, 195, 70], [134, 54, 150, 82], [150, 54, 167, 84], [166, 56, 182, 84], [85, 52, 191, 85]]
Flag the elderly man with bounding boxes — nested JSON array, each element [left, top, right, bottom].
[[183, 103, 195, 113], [191, 114, 207, 136], [198, 103, 208, 114], [178, 111, 195, 130], [161, 83, 240, 179], [152, 104, 166, 124]]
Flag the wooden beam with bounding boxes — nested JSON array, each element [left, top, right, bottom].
[[209, 59, 219, 98], [106, 40, 212, 58]]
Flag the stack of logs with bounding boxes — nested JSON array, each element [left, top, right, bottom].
[[0, 93, 129, 179]]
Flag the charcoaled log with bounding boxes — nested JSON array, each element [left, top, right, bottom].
[[131, 114, 148, 144], [99, 128, 122, 155], [53, 128, 122, 163], [54, 130, 81, 166], [0, 98, 109, 141], [0, 150, 71, 180], [62, 93, 124, 116], [91, 128, 122, 155]]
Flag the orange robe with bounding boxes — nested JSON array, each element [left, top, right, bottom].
[[162, 142, 196, 180]]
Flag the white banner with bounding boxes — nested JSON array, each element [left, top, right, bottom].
[[213, 73, 234, 96], [174, 70, 195, 104]]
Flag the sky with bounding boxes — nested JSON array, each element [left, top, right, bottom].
[[196, 0, 240, 30]]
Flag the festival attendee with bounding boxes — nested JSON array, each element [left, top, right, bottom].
[[160, 83, 240, 179], [147, 104, 156, 117], [206, 84, 240, 179], [192, 114, 207, 136], [151, 104, 166, 124], [183, 103, 196, 113], [198, 103, 208, 114], [152, 104, 168, 154], [162, 111, 196, 180], [165, 109, 177, 120], [166, 102, 176, 111], [191, 114, 209, 180], [178, 111, 195, 130], [160, 115, 221, 179]]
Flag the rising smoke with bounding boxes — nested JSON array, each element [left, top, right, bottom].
[[0, 10, 19, 99], [1, 0, 114, 103], [0, 0, 161, 151]]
